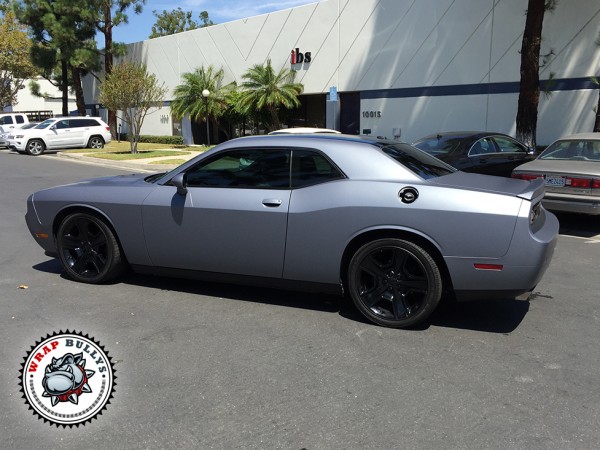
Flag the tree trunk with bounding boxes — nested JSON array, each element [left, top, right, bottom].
[[594, 90, 600, 132], [61, 59, 69, 116], [71, 66, 87, 116], [104, 2, 118, 139], [516, 0, 546, 150], [269, 106, 280, 131]]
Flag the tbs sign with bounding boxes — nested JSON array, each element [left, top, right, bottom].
[[290, 48, 312, 65]]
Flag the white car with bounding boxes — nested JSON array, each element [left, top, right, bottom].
[[268, 127, 341, 135], [1, 123, 37, 148], [8, 117, 111, 155]]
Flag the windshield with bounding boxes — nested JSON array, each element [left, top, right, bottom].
[[539, 139, 600, 161], [35, 119, 56, 129], [380, 143, 456, 179]]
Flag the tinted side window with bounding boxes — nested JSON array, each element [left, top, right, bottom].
[[468, 138, 496, 156], [494, 137, 526, 153], [81, 119, 101, 127], [291, 150, 343, 188], [16, 115, 25, 124], [0, 116, 13, 125], [186, 149, 290, 189]]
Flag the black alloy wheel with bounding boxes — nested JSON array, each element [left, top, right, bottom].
[[348, 238, 442, 328], [56, 213, 124, 283]]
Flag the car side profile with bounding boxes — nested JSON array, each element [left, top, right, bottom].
[[26, 134, 558, 328], [9, 117, 111, 155]]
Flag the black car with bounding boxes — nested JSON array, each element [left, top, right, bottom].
[[412, 131, 534, 177]]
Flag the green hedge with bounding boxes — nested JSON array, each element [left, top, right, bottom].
[[119, 134, 184, 145]]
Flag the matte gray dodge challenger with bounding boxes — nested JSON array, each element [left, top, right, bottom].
[[26, 135, 558, 328]]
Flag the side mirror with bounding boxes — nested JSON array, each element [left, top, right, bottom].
[[49, 125, 56, 130], [172, 173, 188, 195]]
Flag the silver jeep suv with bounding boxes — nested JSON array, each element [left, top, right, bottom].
[[9, 117, 112, 155]]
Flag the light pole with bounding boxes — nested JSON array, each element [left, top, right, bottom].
[[202, 89, 210, 146]]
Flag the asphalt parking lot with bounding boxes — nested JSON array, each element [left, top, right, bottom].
[[1, 150, 599, 449]]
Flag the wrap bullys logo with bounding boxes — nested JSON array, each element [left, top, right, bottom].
[[19, 331, 116, 427]]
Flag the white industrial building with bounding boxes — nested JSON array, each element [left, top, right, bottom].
[[83, 0, 600, 145]]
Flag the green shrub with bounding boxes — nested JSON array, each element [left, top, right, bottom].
[[119, 134, 184, 145]]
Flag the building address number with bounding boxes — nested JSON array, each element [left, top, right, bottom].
[[362, 110, 382, 118]]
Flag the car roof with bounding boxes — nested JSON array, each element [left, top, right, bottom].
[[414, 131, 516, 141], [554, 133, 600, 141], [230, 133, 400, 147], [268, 127, 341, 134]]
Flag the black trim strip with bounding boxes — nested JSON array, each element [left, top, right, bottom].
[[361, 77, 598, 100]]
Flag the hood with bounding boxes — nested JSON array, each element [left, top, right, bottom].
[[66, 173, 151, 187], [430, 171, 544, 200]]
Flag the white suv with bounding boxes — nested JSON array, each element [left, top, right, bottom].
[[8, 117, 111, 155]]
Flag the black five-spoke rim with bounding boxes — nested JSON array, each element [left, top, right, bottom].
[[61, 218, 108, 278], [357, 247, 429, 321]]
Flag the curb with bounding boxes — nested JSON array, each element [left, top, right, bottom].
[[56, 152, 181, 173]]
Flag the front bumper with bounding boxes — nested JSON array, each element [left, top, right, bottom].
[[25, 194, 56, 255]]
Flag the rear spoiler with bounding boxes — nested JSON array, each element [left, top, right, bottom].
[[517, 178, 545, 201]]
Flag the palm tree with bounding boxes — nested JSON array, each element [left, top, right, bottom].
[[171, 65, 235, 142], [239, 59, 303, 131]]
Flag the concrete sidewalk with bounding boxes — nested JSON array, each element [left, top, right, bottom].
[[57, 148, 202, 172]]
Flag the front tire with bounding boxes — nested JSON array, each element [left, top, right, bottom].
[[26, 139, 45, 156], [87, 136, 105, 149], [56, 213, 124, 283], [348, 238, 442, 328]]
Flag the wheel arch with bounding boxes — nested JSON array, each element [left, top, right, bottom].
[[88, 134, 105, 145], [26, 137, 46, 151], [340, 227, 454, 294], [52, 205, 127, 261]]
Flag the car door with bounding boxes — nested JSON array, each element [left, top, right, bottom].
[[141, 148, 291, 278], [464, 137, 506, 175], [46, 119, 72, 148], [65, 119, 88, 147], [490, 136, 533, 176]]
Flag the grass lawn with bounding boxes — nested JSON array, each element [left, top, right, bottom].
[[63, 141, 207, 153], [87, 150, 191, 160]]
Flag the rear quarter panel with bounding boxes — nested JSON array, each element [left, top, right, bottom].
[[283, 179, 522, 283]]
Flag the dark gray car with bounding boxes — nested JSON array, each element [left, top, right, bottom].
[[26, 135, 558, 328]]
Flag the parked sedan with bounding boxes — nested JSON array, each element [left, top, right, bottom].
[[26, 134, 558, 328], [512, 133, 600, 215], [413, 131, 534, 177]]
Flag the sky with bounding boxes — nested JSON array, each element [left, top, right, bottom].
[[111, 0, 318, 44]]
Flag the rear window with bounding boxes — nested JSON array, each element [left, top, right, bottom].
[[380, 143, 456, 179], [539, 139, 600, 161]]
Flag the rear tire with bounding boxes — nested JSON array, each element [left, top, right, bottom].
[[26, 139, 45, 156], [348, 238, 442, 328], [56, 213, 124, 283], [87, 136, 105, 149]]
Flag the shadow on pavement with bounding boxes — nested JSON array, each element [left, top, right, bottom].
[[427, 297, 529, 334], [556, 212, 600, 238], [122, 273, 529, 333], [30, 261, 531, 333]]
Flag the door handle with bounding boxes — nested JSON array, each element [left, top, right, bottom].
[[262, 199, 282, 207]]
